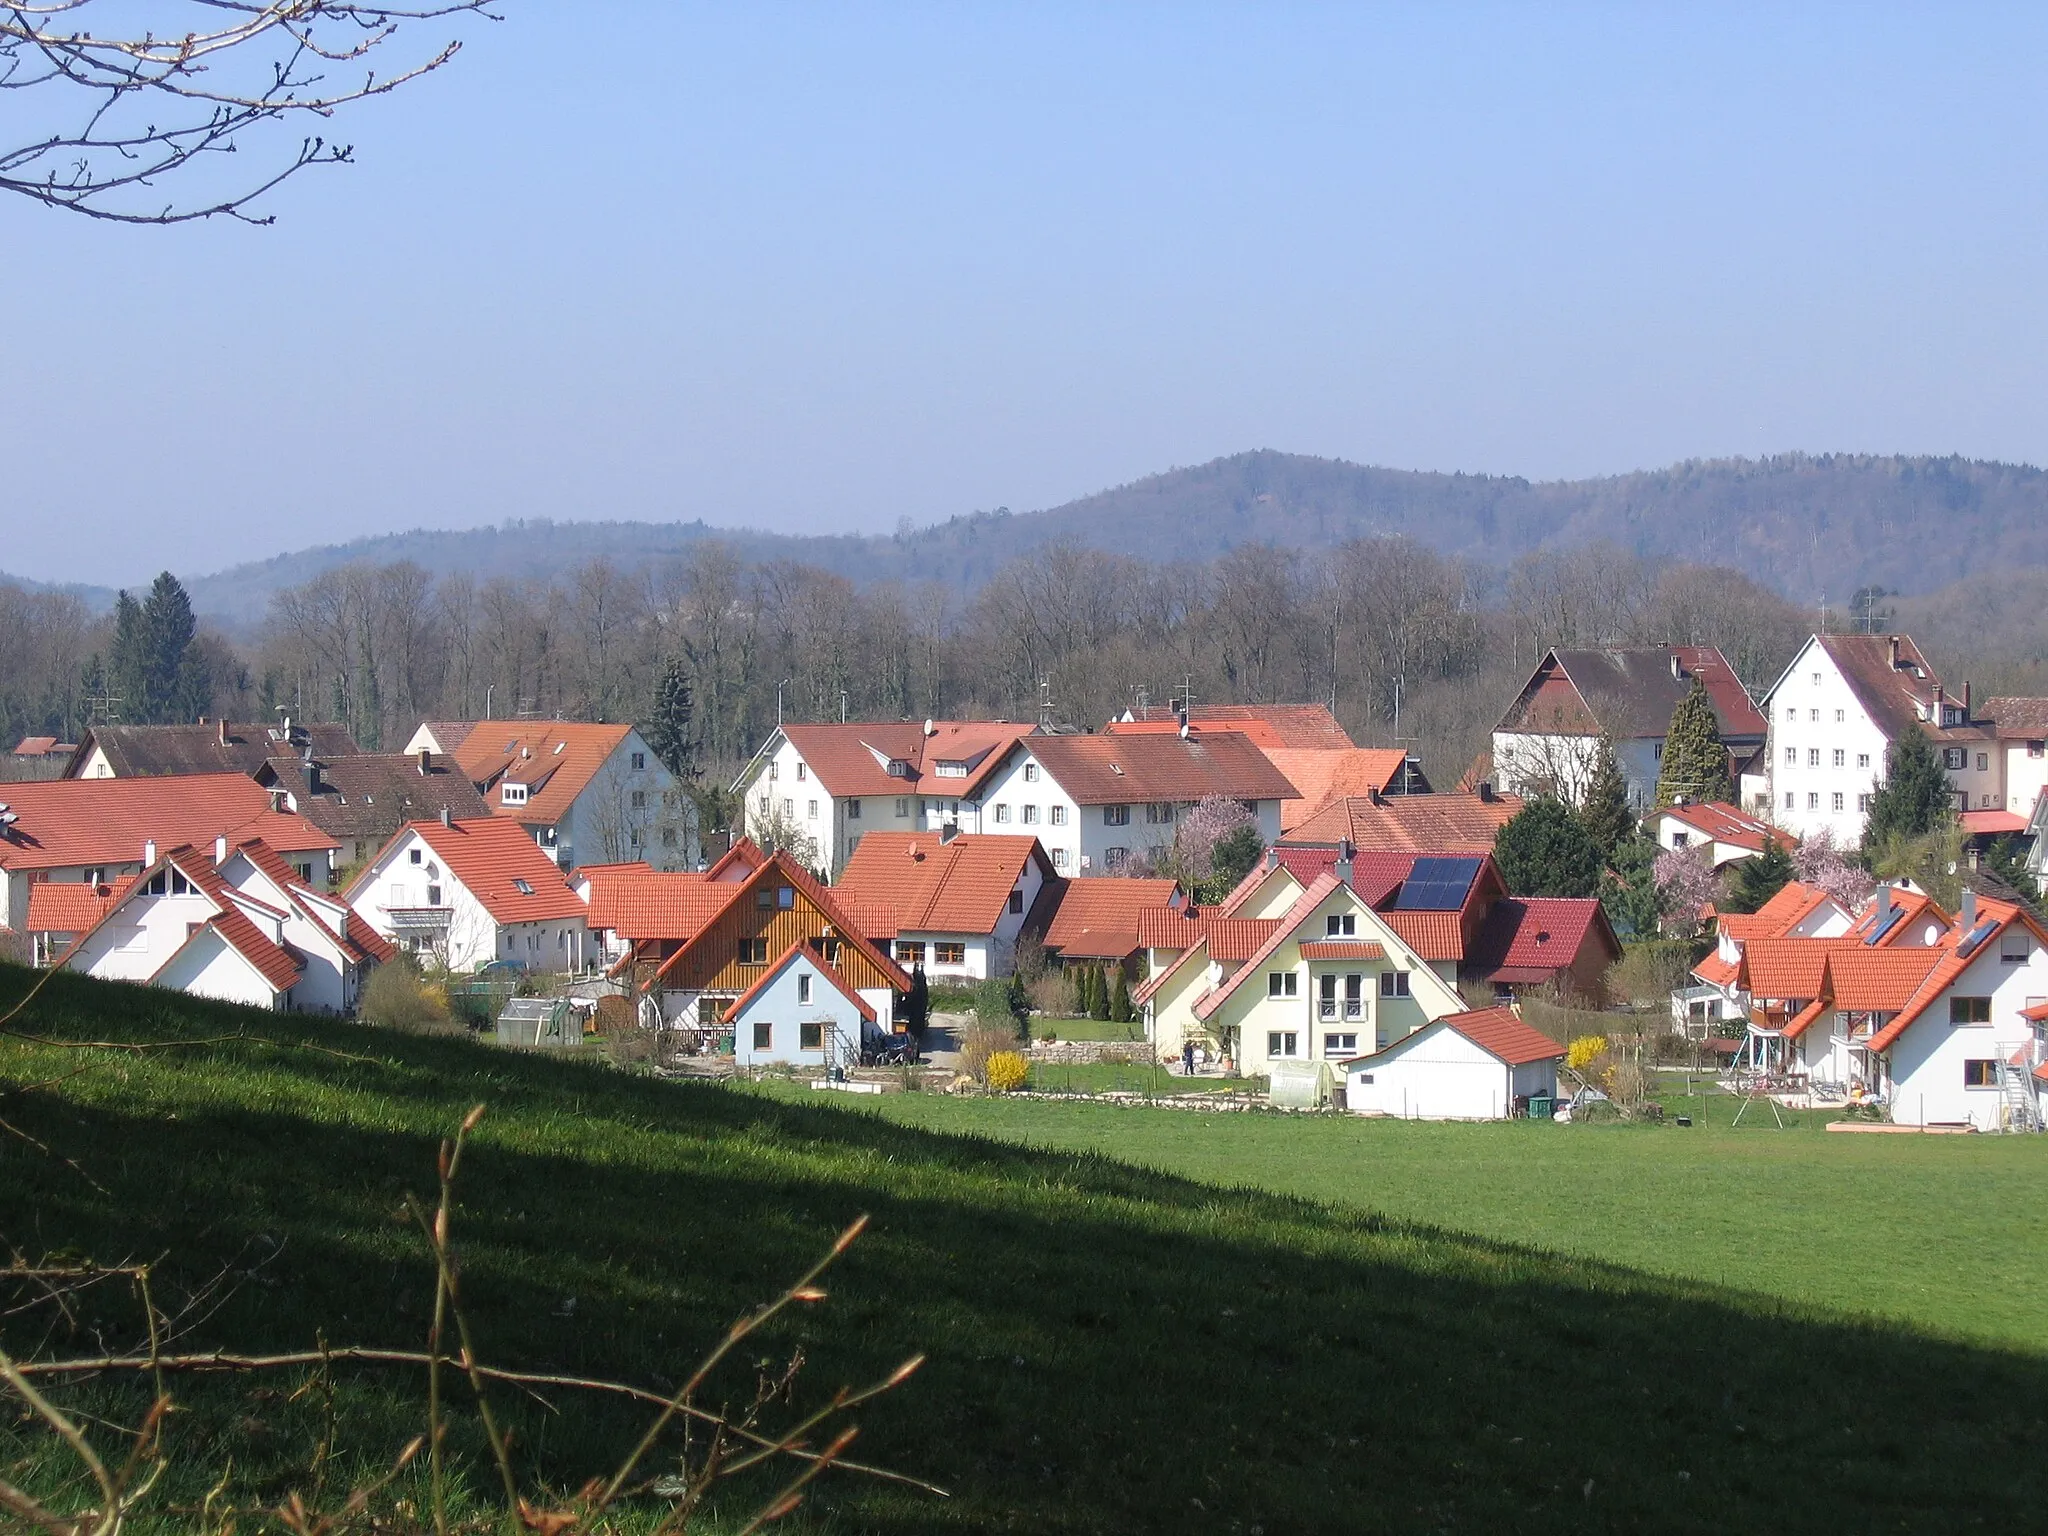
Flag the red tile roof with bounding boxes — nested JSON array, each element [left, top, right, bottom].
[[0, 773, 336, 874], [456, 722, 638, 827], [1040, 876, 1186, 958], [1287, 792, 1521, 852], [1868, 898, 2048, 1051], [1960, 809, 2029, 836], [1653, 800, 1795, 855], [773, 721, 1036, 799], [25, 880, 120, 934], [65, 844, 307, 995], [722, 939, 877, 1026], [652, 849, 912, 991], [234, 837, 394, 966], [585, 870, 730, 940], [1977, 697, 2048, 739], [1373, 1006, 1565, 1066], [1298, 941, 1387, 961], [1267, 749, 1413, 830], [2024, 1001, 2048, 1024], [1194, 874, 1341, 1022], [1107, 704, 1356, 751], [1380, 911, 1466, 962], [1466, 898, 1618, 984], [1692, 950, 1739, 987], [1740, 938, 1834, 999], [393, 818, 588, 923], [1824, 947, 1946, 1013], [833, 832, 1046, 937], [1024, 731, 1300, 806]]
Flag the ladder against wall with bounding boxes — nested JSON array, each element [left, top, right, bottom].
[[1999, 1059, 2042, 1132]]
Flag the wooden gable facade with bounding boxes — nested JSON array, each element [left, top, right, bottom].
[[650, 851, 907, 999]]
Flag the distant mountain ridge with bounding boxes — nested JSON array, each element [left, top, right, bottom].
[[15, 449, 2048, 627]]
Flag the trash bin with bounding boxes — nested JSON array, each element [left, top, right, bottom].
[[1528, 1094, 1554, 1121]]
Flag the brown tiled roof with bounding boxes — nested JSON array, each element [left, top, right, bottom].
[[1267, 749, 1414, 830], [1811, 634, 1969, 743], [652, 849, 911, 990], [0, 773, 337, 874], [234, 837, 395, 966], [11, 736, 69, 757], [1025, 731, 1299, 805], [1652, 800, 1795, 855], [833, 832, 1047, 937], [73, 721, 361, 778], [1498, 647, 1766, 741], [1298, 941, 1387, 960], [457, 723, 637, 828], [773, 721, 1037, 799], [1978, 697, 2048, 739], [1040, 876, 1185, 958], [259, 752, 488, 843], [1107, 704, 1356, 751], [1286, 792, 1521, 852], [388, 818, 587, 923]]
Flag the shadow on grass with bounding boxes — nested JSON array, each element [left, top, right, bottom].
[[4, 966, 2046, 1533]]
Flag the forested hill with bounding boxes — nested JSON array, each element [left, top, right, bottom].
[[23, 450, 2048, 625]]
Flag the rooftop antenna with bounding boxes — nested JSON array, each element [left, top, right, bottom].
[[1817, 591, 1830, 636], [1037, 676, 1056, 732], [1392, 674, 1419, 794]]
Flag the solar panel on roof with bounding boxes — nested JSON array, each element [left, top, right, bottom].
[[1863, 906, 1906, 946], [1957, 920, 1998, 959], [1393, 855, 1482, 911]]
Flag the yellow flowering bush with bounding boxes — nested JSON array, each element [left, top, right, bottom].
[[1565, 1035, 1610, 1075], [984, 1050, 1029, 1094]]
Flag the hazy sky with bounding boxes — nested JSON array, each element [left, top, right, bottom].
[[6, 3, 2047, 585]]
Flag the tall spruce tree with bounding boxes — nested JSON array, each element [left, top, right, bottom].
[[644, 655, 695, 776], [1654, 677, 1733, 808], [1493, 797, 1603, 899], [107, 591, 145, 723], [1579, 732, 1635, 860], [1724, 837, 1795, 914], [1864, 728, 1953, 846]]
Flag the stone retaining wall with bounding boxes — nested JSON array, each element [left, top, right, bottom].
[[1026, 1039, 1155, 1065]]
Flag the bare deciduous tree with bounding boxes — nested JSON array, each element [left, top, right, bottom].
[[1, 2, 496, 224]]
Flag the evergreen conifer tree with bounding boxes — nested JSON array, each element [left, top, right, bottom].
[[1089, 964, 1112, 1021], [1654, 677, 1732, 808], [643, 656, 695, 776], [1109, 967, 1133, 1023], [1493, 797, 1603, 898], [1724, 837, 1795, 914], [1579, 732, 1635, 860], [1864, 729, 1953, 846], [1980, 837, 2045, 919], [137, 572, 199, 723], [107, 592, 144, 723]]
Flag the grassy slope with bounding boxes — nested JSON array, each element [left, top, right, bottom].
[[4, 966, 2046, 1534]]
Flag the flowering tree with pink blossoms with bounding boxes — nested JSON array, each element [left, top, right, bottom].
[[1652, 845, 1719, 938], [1794, 827, 1876, 912]]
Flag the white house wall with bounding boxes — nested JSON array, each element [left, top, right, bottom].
[[153, 929, 282, 1010], [65, 892, 218, 983], [1345, 1026, 1517, 1120], [1886, 929, 2048, 1130]]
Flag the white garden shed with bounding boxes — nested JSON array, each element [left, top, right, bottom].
[[1342, 1006, 1564, 1121]]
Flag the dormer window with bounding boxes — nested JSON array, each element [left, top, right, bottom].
[[887, 759, 911, 777], [935, 760, 968, 778], [513, 878, 534, 895], [502, 783, 529, 806]]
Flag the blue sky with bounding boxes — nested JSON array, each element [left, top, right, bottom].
[[5, 3, 2046, 584]]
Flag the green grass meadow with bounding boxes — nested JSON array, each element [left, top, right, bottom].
[[4, 964, 2046, 1533]]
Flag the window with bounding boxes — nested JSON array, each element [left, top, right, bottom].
[[1943, 748, 1967, 771], [631, 751, 646, 770], [501, 783, 528, 805], [1808, 749, 1821, 767], [2001, 935, 2031, 964], [427, 884, 443, 905], [993, 804, 1012, 823], [846, 833, 860, 855], [806, 799, 819, 820], [934, 760, 967, 778], [1832, 749, 1845, 767], [768, 762, 779, 780], [1982, 794, 1995, 808], [1021, 804, 1040, 824], [1354, 1073, 1375, 1085], [1811, 672, 1821, 686], [778, 887, 795, 909], [1379, 971, 1410, 998], [757, 888, 775, 909], [409, 848, 423, 866], [1024, 763, 1040, 783], [781, 798, 795, 819], [795, 762, 807, 780], [1325, 913, 1357, 937], [2030, 741, 2046, 760], [1103, 804, 1130, 826], [1319, 974, 1338, 1019], [797, 975, 812, 1004], [1831, 793, 1843, 812], [739, 938, 770, 964], [1949, 996, 1992, 1025], [1267, 972, 1299, 998], [1963, 1059, 2001, 1088], [896, 798, 911, 817], [1784, 706, 1796, 722], [1784, 792, 1795, 810], [1809, 709, 1819, 723], [846, 799, 862, 819], [1807, 793, 1820, 809], [1105, 846, 1129, 870], [1050, 805, 1068, 826], [663, 828, 678, 848], [1324, 1033, 1358, 1056], [1976, 753, 1989, 772], [1857, 753, 1871, 769], [896, 941, 926, 964], [1266, 1031, 1299, 1058], [1146, 802, 1175, 825], [1857, 793, 1872, 811], [1835, 709, 1845, 723], [631, 790, 646, 809], [753, 1021, 772, 1051], [1008, 890, 1024, 915], [800, 1021, 823, 1050], [1671, 831, 1689, 848], [1345, 974, 1363, 1018], [1784, 746, 1797, 766], [935, 942, 967, 965], [1052, 848, 1070, 870], [513, 878, 534, 895]]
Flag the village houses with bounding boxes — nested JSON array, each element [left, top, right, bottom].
[[833, 830, 1053, 980]]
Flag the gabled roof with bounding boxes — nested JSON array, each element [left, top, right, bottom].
[[1193, 874, 1341, 1022], [0, 773, 337, 874], [456, 723, 639, 826], [584, 870, 729, 940], [380, 818, 587, 924], [407, 721, 481, 756], [1795, 634, 1962, 743], [11, 736, 69, 757], [1977, 697, 2048, 739], [1286, 792, 1521, 852], [233, 837, 395, 966], [1267, 748, 1415, 830], [1868, 898, 2048, 1051], [1352, 1006, 1566, 1067], [1823, 947, 1948, 1014], [760, 721, 1037, 800], [65, 844, 304, 994], [722, 939, 877, 1025], [67, 721, 361, 779], [25, 879, 122, 936], [1652, 800, 1795, 855], [1464, 898, 1619, 984], [1040, 876, 1186, 958], [833, 832, 1048, 938], [1718, 881, 1843, 942], [1107, 704, 1356, 751], [259, 752, 487, 841], [651, 849, 911, 990], [1497, 647, 1766, 741], [1022, 731, 1300, 806], [1740, 937, 1835, 1000]]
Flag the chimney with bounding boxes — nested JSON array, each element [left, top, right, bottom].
[[1888, 635, 1901, 670], [1335, 837, 1355, 889], [417, 747, 432, 774], [1963, 681, 1972, 720], [1368, 787, 1384, 806], [1265, 847, 1279, 871], [268, 788, 286, 813], [1960, 887, 1978, 930], [218, 718, 230, 746], [938, 823, 959, 845], [1932, 683, 1945, 723], [440, 806, 454, 828], [213, 834, 228, 864], [143, 839, 156, 866], [1875, 883, 1892, 923], [1478, 781, 1495, 803]]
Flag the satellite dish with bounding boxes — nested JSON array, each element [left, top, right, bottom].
[[923, 718, 936, 736]]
